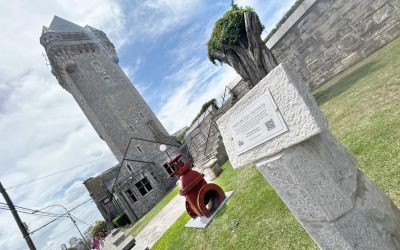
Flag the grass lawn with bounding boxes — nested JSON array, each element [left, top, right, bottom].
[[313, 39, 400, 207], [152, 37, 400, 250], [153, 162, 317, 250], [127, 187, 179, 237]]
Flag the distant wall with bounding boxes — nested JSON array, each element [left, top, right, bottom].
[[268, 0, 400, 88]]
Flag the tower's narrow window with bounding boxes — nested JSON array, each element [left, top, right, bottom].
[[139, 112, 144, 119], [125, 189, 137, 203], [126, 164, 132, 172], [91, 61, 104, 72], [102, 76, 114, 86], [135, 118, 140, 124], [135, 177, 153, 196], [136, 146, 143, 154], [129, 125, 135, 132]]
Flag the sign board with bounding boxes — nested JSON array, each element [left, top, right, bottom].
[[229, 90, 288, 155]]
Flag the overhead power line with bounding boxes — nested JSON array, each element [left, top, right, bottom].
[[0, 206, 69, 219], [0, 203, 69, 220], [29, 199, 93, 235], [0, 181, 36, 249], [5, 155, 114, 190], [0, 202, 65, 216], [71, 215, 93, 226]]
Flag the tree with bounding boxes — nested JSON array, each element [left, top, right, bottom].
[[90, 220, 108, 238], [208, 2, 277, 86]]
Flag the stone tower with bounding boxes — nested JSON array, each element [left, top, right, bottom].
[[40, 16, 179, 223], [40, 16, 174, 161]]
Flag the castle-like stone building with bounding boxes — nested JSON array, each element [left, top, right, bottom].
[[40, 16, 180, 224]]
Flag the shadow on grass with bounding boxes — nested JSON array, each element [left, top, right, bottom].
[[313, 61, 383, 105]]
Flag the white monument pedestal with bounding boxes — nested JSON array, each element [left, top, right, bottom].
[[185, 191, 234, 229], [217, 64, 400, 249]]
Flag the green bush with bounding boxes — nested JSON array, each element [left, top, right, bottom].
[[112, 213, 131, 228], [90, 220, 108, 237], [175, 128, 189, 144], [208, 2, 264, 64], [190, 99, 218, 127]]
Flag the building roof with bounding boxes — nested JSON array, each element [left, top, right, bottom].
[[100, 164, 120, 191], [49, 16, 83, 33]]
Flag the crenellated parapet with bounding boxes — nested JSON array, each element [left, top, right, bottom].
[[40, 22, 118, 92]]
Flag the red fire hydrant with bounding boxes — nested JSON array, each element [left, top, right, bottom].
[[168, 154, 226, 218]]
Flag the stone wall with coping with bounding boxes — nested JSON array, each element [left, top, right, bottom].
[[268, 0, 400, 88], [183, 79, 251, 168]]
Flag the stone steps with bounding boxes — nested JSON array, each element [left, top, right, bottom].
[[102, 228, 138, 250]]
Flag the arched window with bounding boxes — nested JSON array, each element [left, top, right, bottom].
[[102, 76, 114, 86], [126, 164, 133, 172], [91, 61, 104, 72]]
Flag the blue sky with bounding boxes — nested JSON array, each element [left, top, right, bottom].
[[0, 0, 295, 249]]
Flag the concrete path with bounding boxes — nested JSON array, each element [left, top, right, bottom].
[[135, 194, 185, 248]]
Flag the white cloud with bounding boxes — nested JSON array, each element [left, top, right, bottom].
[[157, 59, 238, 132], [0, 0, 125, 84], [154, 0, 298, 133], [119, 0, 204, 46], [232, 0, 297, 37], [0, 0, 122, 248]]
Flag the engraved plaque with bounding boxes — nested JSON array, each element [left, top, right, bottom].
[[229, 90, 288, 155]]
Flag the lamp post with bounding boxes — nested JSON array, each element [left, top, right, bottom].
[[33, 204, 90, 248], [159, 144, 171, 159]]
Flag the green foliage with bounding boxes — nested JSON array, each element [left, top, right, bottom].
[[90, 220, 108, 238], [263, 0, 305, 42], [190, 99, 218, 126], [112, 213, 131, 228], [312, 37, 400, 207], [176, 127, 189, 144], [153, 162, 317, 249], [208, 3, 264, 64]]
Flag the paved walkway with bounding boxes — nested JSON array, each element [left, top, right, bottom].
[[135, 194, 185, 248]]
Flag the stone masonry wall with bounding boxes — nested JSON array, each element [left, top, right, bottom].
[[268, 0, 400, 88], [183, 79, 251, 168]]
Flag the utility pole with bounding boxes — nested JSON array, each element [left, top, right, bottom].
[[67, 211, 90, 248], [32, 204, 90, 248], [0, 181, 36, 250]]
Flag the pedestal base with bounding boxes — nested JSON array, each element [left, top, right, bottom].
[[185, 191, 234, 229], [256, 132, 400, 250]]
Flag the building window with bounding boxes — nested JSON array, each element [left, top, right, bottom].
[[163, 163, 175, 175], [139, 112, 144, 119], [136, 146, 143, 154], [135, 177, 153, 196], [91, 61, 104, 72], [129, 125, 135, 132], [135, 118, 140, 124], [126, 164, 132, 172], [102, 76, 114, 86], [125, 189, 137, 203]]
